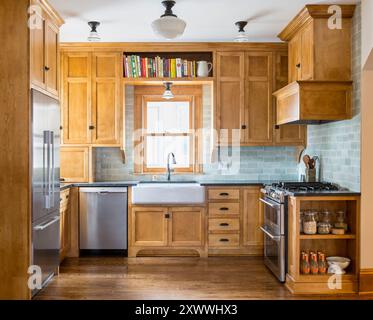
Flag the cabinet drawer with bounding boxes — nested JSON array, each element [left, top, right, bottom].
[[209, 234, 239, 247], [208, 202, 240, 216], [209, 219, 239, 232], [208, 189, 240, 200]]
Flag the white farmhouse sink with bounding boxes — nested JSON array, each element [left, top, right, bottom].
[[131, 183, 205, 205]]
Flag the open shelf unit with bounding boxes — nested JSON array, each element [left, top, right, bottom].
[[123, 51, 214, 79], [286, 195, 360, 295]]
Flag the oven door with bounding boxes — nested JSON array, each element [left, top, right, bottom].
[[259, 196, 285, 236], [260, 225, 286, 282]]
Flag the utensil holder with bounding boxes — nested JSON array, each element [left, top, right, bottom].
[[305, 168, 316, 182]]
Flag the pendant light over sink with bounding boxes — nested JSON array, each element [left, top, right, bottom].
[[234, 21, 249, 42], [162, 82, 174, 100], [87, 21, 101, 42], [151, 1, 186, 40]]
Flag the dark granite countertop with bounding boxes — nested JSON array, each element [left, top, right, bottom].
[[60, 181, 139, 190], [198, 180, 270, 186]]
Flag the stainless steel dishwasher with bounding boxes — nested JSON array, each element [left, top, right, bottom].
[[79, 187, 127, 253]]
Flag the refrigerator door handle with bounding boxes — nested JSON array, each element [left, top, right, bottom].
[[50, 131, 55, 207], [43, 131, 51, 209]]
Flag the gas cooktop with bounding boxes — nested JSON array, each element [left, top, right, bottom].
[[271, 182, 340, 192]]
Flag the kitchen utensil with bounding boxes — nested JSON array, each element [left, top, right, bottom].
[[303, 155, 311, 168], [309, 158, 315, 169]]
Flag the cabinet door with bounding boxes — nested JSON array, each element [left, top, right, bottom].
[[273, 52, 306, 146], [131, 207, 168, 247], [300, 22, 314, 81], [60, 147, 89, 182], [169, 207, 204, 247], [288, 34, 301, 82], [30, 9, 46, 89], [216, 52, 245, 145], [45, 20, 59, 96], [62, 52, 91, 144], [245, 52, 273, 145], [60, 205, 70, 261], [242, 188, 263, 249], [91, 53, 121, 144]]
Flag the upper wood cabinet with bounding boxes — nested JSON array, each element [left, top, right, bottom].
[[216, 51, 305, 146], [30, 0, 63, 97], [280, 5, 354, 82], [245, 52, 273, 145], [61, 51, 122, 146], [216, 52, 245, 145], [274, 5, 355, 125], [60, 146, 90, 182]]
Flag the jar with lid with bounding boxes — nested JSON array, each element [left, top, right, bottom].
[[335, 210, 348, 231], [303, 212, 318, 235], [318, 222, 332, 234]]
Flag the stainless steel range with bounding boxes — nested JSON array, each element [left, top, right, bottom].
[[260, 181, 341, 282]]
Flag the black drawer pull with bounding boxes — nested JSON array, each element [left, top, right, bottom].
[[219, 193, 229, 196], [219, 238, 229, 242], [165, 214, 170, 219], [296, 63, 301, 68], [220, 223, 229, 227], [219, 207, 229, 211]]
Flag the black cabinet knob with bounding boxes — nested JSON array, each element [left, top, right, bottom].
[[89, 125, 95, 130], [165, 214, 170, 219], [241, 125, 247, 129], [296, 63, 301, 69], [44, 66, 50, 71]]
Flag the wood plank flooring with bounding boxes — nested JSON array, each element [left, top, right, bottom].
[[35, 257, 373, 300]]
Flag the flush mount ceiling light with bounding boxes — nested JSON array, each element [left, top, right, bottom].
[[162, 82, 174, 100], [234, 21, 249, 42], [87, 21, 101, 42], [151, 1, 186, 40]]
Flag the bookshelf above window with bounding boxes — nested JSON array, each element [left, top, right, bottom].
[[123, 52, 213, 80]]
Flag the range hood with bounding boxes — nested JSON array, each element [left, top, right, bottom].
[[273, 80, 353, 125]]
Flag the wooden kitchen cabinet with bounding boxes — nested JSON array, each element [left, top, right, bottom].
[[60, 146, 89, 182], [169, 207, 205, 247], [60, 188, 71, 261], [275, 5, 355, 125], [129, 205, 206, 257], [245, 52, 273, 145], [30, 0, 63, 98], [131, 207, 168, 247], [242, 187, 263, 254], [207, 186, 263, 256], [61, 51, 122, 146], [216, 52, 245, 144]]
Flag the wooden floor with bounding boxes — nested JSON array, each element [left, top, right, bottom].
[[35, 257, 373, 300]]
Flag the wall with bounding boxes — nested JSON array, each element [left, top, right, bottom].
[[362, 0, 373, 68], [95, 85, 299, 182], [361, 0, 373, 270], [304, 4, 361, 192]]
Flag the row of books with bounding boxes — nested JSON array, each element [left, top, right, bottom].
[[123, 55, 199, 78]]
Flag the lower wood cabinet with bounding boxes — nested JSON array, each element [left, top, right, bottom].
[[60, 146, 89, 182], [60, 188, 71, 262], [129, 206, 206, 257], [208, 186, 263, 256]]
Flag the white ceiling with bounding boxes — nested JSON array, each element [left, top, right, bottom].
[[49, 0, 359, 43]]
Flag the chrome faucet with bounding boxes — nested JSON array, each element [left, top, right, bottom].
[[167, 152, 177, 181]]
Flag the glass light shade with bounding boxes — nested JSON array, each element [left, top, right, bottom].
[[234, 31, 249, 42], [162, 89, 174, 100], [151, 16, 186, 40], [87, 31, 101, 42]]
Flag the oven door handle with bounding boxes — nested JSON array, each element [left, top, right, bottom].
[[259, 197, 281, 209], [260, 226, 281, 241]]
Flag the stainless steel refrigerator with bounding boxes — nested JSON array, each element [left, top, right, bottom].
[[31, 89, 60, 296]]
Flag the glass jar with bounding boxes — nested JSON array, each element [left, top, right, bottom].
[[318, 222, 331, 234], [335, 210, 348, 231], [310, 252, 319, 275], [303, 212, 318, 235], [320, 209, 334, 224], [318, 252, 327, 275], [301, 252, 310, 274]]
